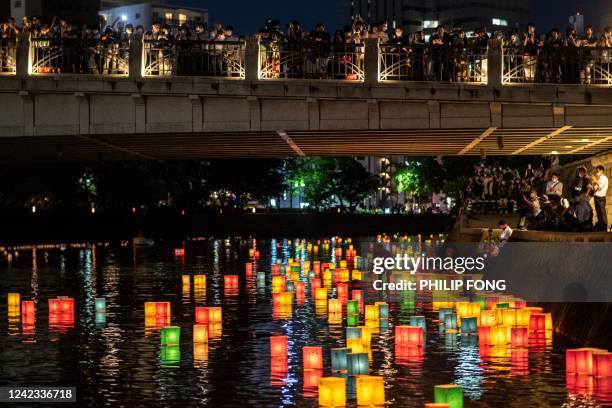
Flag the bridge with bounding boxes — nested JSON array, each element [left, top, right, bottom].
[[1, 38, 612, 162]]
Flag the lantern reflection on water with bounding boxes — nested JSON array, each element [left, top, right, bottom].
[[161, 345, 180, 367], [193, 324, 208, 343], [425, 404, 450, 408], [94, 298, 106, 314], [444, 313, 457, 331], [318, 376, 346, 407], [460, 317, 477, 335], [193, 343, 209, 365], [356, 375, 385, 406], [208, 307, 222, 323], [304, 369, 323, 397], [182, 275, 190, 288], [434, 384, 463, 408], [316, 288, 328, 301], [490, 325, 510, 346], [511, 327, 528, 347], [270, 335, 288, 358], [303, 346, 323, 370], [193, 274, 206, 289]]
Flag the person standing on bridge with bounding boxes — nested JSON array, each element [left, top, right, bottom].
[[593, 165, 609, 231]]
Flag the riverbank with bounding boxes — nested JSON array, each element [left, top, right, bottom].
[[0, 211, 452, 244]]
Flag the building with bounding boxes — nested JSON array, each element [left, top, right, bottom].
[[347, 0, 533, 37], [1, 0, 10, 20], [10, 0, 101, 25], [99, 1, 208, 30]]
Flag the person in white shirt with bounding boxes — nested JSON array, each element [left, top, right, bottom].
[[593, 165, 608, 230], [498, 219, 513, 246], [545, 172, 563, 198]]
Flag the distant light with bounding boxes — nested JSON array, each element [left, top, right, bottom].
[[252, 207, 256, 213], [581, 138, 590, 142], [121, 14, 127, 21], [31, 205, 36, 213], [564, 145, 573, 148], [551, 150, 559, 155], [91, 206, 96, 214]]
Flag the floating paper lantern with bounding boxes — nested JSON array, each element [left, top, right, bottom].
[[193, 275, 206, 288], [58, 298, 74, 314], [270, 335, 288, 358], [337, 283, 349, 299], [592, 353, 611, 378], [480, 310, 496, 327], [161, 326, 180, 346], [444, 313, 457, 331], [328, 311, 342, 324], [434, 384, 463, 408], [478, 326, 491, 344], [352, 290, 363, 303], [395, 344, 424, 362], [316, 288, 328, 301], [347, 315, 359, 327], [360, 326, 372, 347], [347, 327, 362, 339], [193, 343, 209, 364], [303, 346, 323, 370], [439, 307, 453, 323], [155, 301, 170, 317], [161, 345, 181, 367], [323, 269, 333, 282], [272, 264, 281, 276], [356, 375, 385, 406], [566, 348, 608, 376], [511, 327, 528, 347], [173, 248, 185, 257], [245, 263, 253, 275], [529, 313, 547, 332], [409, 316, 427, 332], [94, 298, 106, 314], [182, 275, 190, 287], [328, 299, 342, 314], [346, 338, 366, 354], [351, 270, 362, 281], [461, 317, 477, 335], [21, 300, 35, 316], [490, 325, 510, 346], [195, 307, 209, 324], [396, 326, 423, 347], [224, 275, 239, 289], [347, 300, 359, 316], [501, 309, 517, 327], [365, 305, 379, 321], [425, 404, 450, 408], [8, 293, 20, 309], [304, 368, 323, 394], [378, 303, 389, 319], [208, 307, 222, 323], [296, 282, 306, 298], [339, 260, 347, 269], [457, 302, 480, 325], [193, 324, 208, 343], [347, 353, 369, 375], [318, 377, 346, 407], [272, 276, 286, 293], [144, 302, 156, 318], [331, 348, 350, 371], [273, 292, 293, 307]]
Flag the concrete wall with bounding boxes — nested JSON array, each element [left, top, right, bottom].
[[1, 76, 612, 138]]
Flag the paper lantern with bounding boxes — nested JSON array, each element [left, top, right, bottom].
[[328, 299, 342, 314], [347, 300, 359, 316], [331, 348, 350, 371], [346, 338, 366, 354], [318, 377, 346, 407], [352, 290, 363, 303], [144, 302, 156, 318], [161, 326, 180, 346], [511, 327, 528, 347], [439, 307, 453, 323], [272, 276, 286, 293], [316, 288, 328, 301], [444, 313, 457, 331], [478, 326, 491, 345], [395, 326, 424, 347], [490, 325, 510, 346], [425, 404, 450, 408], [273, 292, 293, 307], [365, 305, 379, 321], [173, 248, 185, 257], [496, 302, 509, 309], [296, 282, 306, 298], [480, 310, 496, 327], [272, 264, 281, 276], [323, 269, 333, 282], [303, 346, 323, 370], [94, 298, 106, 314], [360, 326, 372, 347], [270, 335, 288, 358], [304, 369, 323, 393], [409, 316, 427, 332], [21, 300, 35, 316], [347, 327, 362, 339], [160, 345, 181, 366], [434, 384, 463, 408], [514, 300, 527, 309], [501, 309, 517, 327], [193, 324, 208, 343], [195, 307, 209, 324], [224, 275, 239, 289], [378, 303, 390, 319], [347, 315, 359, 327], [566, 348, 608, 375], [347, 353, 369, 375], [461, 317, 477, 335], [339, 260, 347, 269], [182, 275, 190, 287], [245, 262, 253, 275], [593, 352, 611, 378], [457, 302, 480, 325], [193, 275, 206, 288], [8, 293, 20, 309], [59, 298, 74, 314], [529, 313, 547, 332], [155, 301, 170, 317], [208, 307, 222, 323], [356, 375, 385, 406], [337, 283, 349, 299]]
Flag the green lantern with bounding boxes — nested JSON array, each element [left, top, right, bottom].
[[347, 352, 369, 375], [409, 315, 427, 332], [346, 327, 362, 339], [161, 326, 180, 346], [496, 302, 509, 309], [434, 384, 463, 408], [161, 345, 181, 367], [346, 300, 359, 316], [331, 348, 350, 371], [95, 312, 106, 326], [461, 317, 477, 334], [94, 298, 106, 313], [346, 314, 359, 326], [471, 295, 486, 310]]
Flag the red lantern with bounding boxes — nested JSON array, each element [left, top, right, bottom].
[[593, 353, 611, 378], [272, 264, 281, 276], [514, 300, 527, 309], [254, 250, 260, 260], [395, 344, 424, 362], [303, 369, 323, 393], [567, 348, 607, 376], [313, 261, 321, 276], [310, 278, 322, 298], [195, 307, 210, 324], [270, 335, 288, 358], [173, 248, 185, 257], [478, 326, 491, 345], [48, 298, 61, 314], [21, 300, 35, 316], [246, 263, 253, 275], [296, 282, 306, 299], [303, 346, 323, 370], [511, 327, 528, 347], [511, 348, 529, 376], [224, 275, 239, 289], [59, 298, 74, 314], [337, 283, 349, 300], [395, 326, 423, 347], [529, 313, 546, 332], [156, 301, 169, 317]]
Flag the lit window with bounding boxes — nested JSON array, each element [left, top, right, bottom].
[[423, 20, 438, 29], [165, 12, 173, 20], [492, 18, 508, 26], [178, 13, 187, 23]]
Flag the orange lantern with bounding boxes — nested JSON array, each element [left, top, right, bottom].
[[566, 348, 607, 376], [328, 299, 342, 314], [193, 324, 208, 343], [224, 275, 239, 289], [195, 307, 209, 324], [208, 307, 222, 323], [155, 301, 170, 317], [272, 276, 286, 293], [270, 335, 288, 358], [182, 275, 190, 287], [315, 288, 327, 301], [337, 283, 348, 299], [478, 326, 491, 345], [480, 310, 496, 326], [510, 327, 528, 347], [303, 346, 323, 370], [396, 326, 424, 347], [593, 352, 611, 378], [245, 263, 253, 275]]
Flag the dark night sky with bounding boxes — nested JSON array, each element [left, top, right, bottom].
[[177, 0, 606, 35]]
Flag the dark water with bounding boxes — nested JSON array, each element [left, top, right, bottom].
[[0, 237, 606, 407]]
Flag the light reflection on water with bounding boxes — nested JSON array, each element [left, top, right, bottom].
[[0, 237, 603, 407]]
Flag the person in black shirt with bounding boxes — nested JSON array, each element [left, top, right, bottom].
[[430, 25, 450, 81]]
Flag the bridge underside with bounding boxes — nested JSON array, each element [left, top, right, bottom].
[[2, 127, 612, 163]]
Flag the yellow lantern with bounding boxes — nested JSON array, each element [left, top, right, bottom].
[[193, 324, 208, 343], [323, 269, 333, 282], [208, 307, 222, 323], [501, 309, 517, 327], [328, 312, 342, 324], [144, 302, 156, 318], [316, 288, 328, 301], [318, 377, 346, 407], [356, 375, 385, 406], [8, 293, 20, 310], [360, 326, 372, 347], [365, 305, 379, 321], [480, 310, 496, 327], [352, 270, 362, 281], [193, 343, 209, 364], [182, 275, 190, 287], [347, 338, 366, 354], [339, 260, 347, 269], [328, 299, 342, 314], [490, 325, 510, 346]]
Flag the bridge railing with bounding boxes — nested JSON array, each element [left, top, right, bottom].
[[503, 46, 612, 85], [379, 44, 488, 83], [259, 42, 364, 80], [0, 43, 17, 75], [143, 39, 245, 78], [30, 37, 129, 76]]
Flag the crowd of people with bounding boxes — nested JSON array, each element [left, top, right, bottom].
[[466, 160, 609, 232]]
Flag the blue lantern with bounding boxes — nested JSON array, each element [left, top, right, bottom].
[[445, 313, 458, 331], [461, 317, 478, 335], [439, 307, 453, 323], [95, 298, 106, 314], [409, 315, 427, 333], [378, 304, 389, 319], [347, 353, 369, 375], [346, 327, 362, 339], [331, 348, 350, 371], [285, 280, 295, 292]]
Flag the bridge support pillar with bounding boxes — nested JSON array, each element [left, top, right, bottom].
[[367, 99, 379, 130], [487, 39, 503, 88], [75, 92, 90, 135], [19, 91, 33, 136], [130, 35, 144, 80], [247, 96, 260, 131], [132, 94, 146, 133], [245, 37, 260, 82], [16, 33, 30, 78], [364, 38, 379, 86], [307, 98, 320, 131]]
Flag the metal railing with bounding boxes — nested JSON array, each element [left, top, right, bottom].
[[30, 37, 129, 75], [379, 44, 488, 83], [143, 40, 245, 78], [0, 43, 17, 75], [503, 46, 612, 85], [259, 43, 364, 80]]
